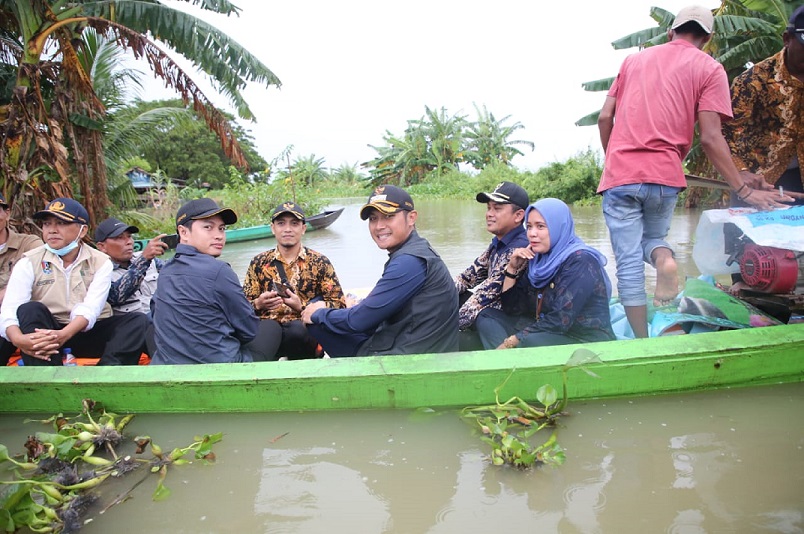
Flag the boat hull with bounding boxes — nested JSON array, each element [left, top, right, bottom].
[[1, 324, 802, 414], [132, 208, 344, 251]]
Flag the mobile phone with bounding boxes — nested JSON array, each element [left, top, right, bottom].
[[272, 281, 292, 298], [162, 234, 180, 249]]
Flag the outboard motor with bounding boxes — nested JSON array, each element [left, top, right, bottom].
[[739, 244, 800, 294]]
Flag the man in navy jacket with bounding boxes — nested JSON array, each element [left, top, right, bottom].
[[151, 199, 258, 364]]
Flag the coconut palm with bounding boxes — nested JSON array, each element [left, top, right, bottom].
[[0, 0, 280, 225]]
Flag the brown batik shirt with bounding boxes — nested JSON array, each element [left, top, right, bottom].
[[242, 246, 345, 322], [723, 49, 803, 186]]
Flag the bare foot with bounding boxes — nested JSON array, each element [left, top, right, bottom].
[[652, 249, 678, 307]]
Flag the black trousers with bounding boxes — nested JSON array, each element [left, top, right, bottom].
[[246, 319, 320, 361], [16, 301, 148, 366], [0, 338, 16, 366]]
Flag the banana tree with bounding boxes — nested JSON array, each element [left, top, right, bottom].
[[0, 0, 281, 226], [574, 0, 795, 128], [573, 0, 797, 205], [463, 103, 534, 169]]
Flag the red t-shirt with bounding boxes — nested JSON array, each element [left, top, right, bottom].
[[598, 39, 732, 193]]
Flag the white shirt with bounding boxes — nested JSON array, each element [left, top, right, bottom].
[[0, 247, 113, 340]]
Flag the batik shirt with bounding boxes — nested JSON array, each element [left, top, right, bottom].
[[723, 49, 803, 186], [242, 246, 345, 323], [108, 252, 164, 314], [454, 225, 527, 330]]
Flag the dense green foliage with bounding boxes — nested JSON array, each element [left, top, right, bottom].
[[133, 99, 269, 189]]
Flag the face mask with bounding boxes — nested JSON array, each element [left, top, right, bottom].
[[44, 225, 84, 257]]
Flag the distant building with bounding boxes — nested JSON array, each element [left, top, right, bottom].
[[125, 167, 159, 193]]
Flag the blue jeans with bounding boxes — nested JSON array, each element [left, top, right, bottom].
[[602, 184, 680, 307]]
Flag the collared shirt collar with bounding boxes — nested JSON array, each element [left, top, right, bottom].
[[494, 224, 527, 249]]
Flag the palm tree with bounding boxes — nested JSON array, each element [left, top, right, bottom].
[[0, 0, 281, 225], [463, 103, 534, 169]]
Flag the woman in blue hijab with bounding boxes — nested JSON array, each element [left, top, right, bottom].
[[475, 198, 615, 349]]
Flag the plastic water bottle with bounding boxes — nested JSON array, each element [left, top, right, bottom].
[[62, 348, 77, 366]]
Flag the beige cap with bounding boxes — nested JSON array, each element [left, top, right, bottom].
[[671, 5, 714, 34]]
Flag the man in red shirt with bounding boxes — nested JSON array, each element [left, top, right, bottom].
[[597, 5, 795, 338]]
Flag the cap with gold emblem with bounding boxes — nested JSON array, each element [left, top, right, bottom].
[[359, 185, 415, 220], [33, 198, 90, 225], [271, 201, 306, 222]]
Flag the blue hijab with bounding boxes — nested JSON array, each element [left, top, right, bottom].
[[525, 198, 611, 297]]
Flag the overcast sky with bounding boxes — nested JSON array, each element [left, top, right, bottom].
[[147, 0, 719, 172]]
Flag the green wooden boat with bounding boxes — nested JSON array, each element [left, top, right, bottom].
[[132, 208, 344, 252], [1, 324, 801, 414]]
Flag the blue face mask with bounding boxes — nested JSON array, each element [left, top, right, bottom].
[[44, 225, 85, 257]]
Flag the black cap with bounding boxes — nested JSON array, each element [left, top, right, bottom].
[[33, 198, 89, 225], [789, 5, 804, 44], [94, 217, 140, 242], [271, 202, 306, 222], [476, 181, 529, 210], [176, 198, 237, 226], [359, 185, 415, 220], [0, 192, 7, 208]]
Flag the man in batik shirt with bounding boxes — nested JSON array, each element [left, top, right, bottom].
[[454, 182, 529, 349], [95, 218, 168, 316], [243, 202, 345, 360], [723, 5, 804, 206]]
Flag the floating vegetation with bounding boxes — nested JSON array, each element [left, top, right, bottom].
[[461, 348, 601, 469], [0, 399, 222, 533]]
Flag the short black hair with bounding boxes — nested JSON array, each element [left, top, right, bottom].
[[673, 20, 710, 38]]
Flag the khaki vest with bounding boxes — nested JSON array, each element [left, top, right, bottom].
[[25, 245, 113, 324], [0, 230, 43, 290]]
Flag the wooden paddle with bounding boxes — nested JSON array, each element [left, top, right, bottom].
[[685, 173, 804, 199], [684, 174, 731, 190]]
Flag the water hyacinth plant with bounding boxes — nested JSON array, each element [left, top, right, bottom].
[[0, 399, 221, 533], [461, 348, 602, 469]]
